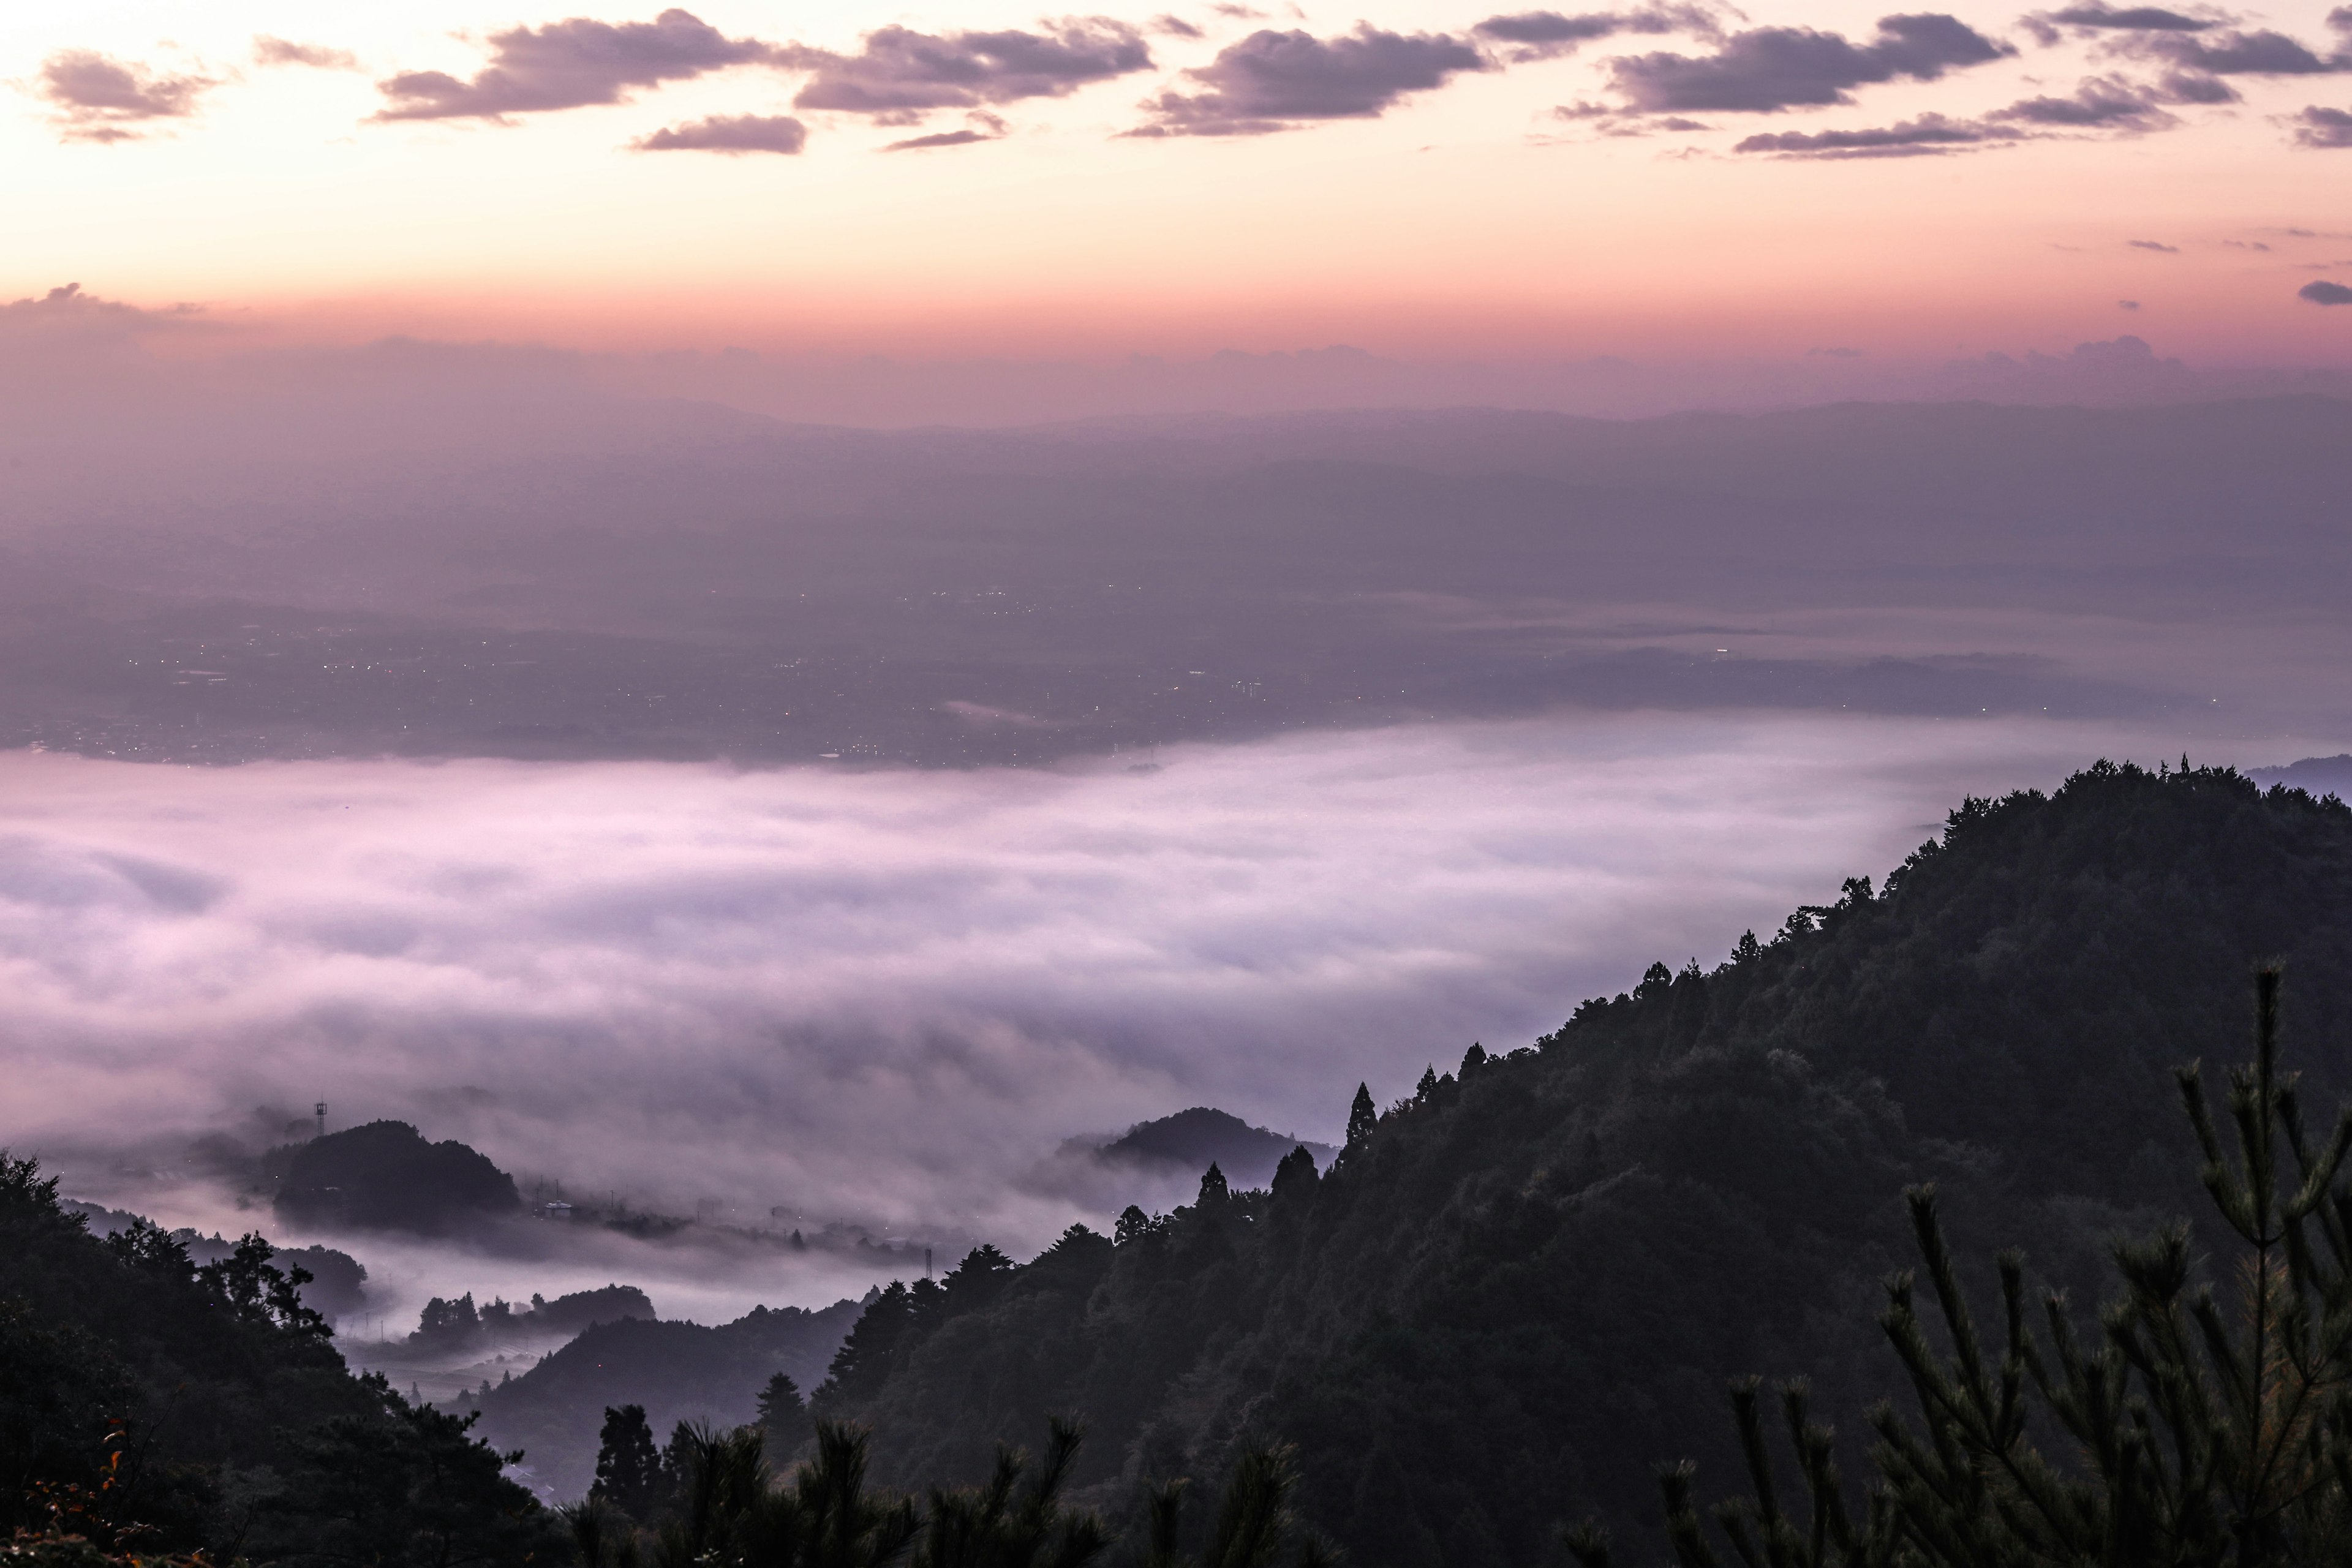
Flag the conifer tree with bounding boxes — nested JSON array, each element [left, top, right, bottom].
[[1344, 1085, 1377, 1150], [911, 1417, 1108, 1568], [1569, 965, 2352, 1568], [592, 1404, 666, 1523], [757, 1373, 810, 1463], [1140, 1442, 1335, 1568], [1270, 1147, 1319, 1205]]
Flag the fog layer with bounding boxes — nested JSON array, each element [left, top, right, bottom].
[[0, 711, 2265, 1314]]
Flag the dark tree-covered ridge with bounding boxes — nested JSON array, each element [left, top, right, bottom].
[[814, 762, 2352, 1567], [0, 1152, 557, 1566], [275, 1120, 522, 1234]]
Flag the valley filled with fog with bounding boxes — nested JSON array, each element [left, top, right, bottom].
[[7, 709, 2329, 1335]]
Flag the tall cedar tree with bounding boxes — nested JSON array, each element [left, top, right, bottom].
[[592, 1404, 668, 1522]]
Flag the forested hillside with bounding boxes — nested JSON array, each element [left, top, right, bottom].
[[813, 763, 2352, 1565], [0, 1157, 554, 1566], [473, 1298, 860, 1500]]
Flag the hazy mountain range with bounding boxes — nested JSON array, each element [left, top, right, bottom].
[[5, 394, 2346, 764]]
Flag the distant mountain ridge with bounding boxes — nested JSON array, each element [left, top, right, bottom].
[[1097, 1107, 1337, 1191], [2252, 753, 2352, 799]]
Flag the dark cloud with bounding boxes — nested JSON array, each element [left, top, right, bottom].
[[2304, 279, 2352, 303], [1732, 70, 2186, 157], [1131, 24, 1489, 135], [1471, 6, 1713, 64], [2020, 1, 2215, 44], [2045, 2, 2213, 29], [2128, 237, 2179, 251], [2118, 299, 2141, 308], [1990, 75, 2179, 128], [1735, 111, 2008, 155], [1607, 13, 2012, 113], [2135, 28, 2349, 76], [782, 21, 1150, 117], [36, 50, 218, 142], [1152, 15, 1207, 37], [374, 9, 779, 123], [631, 113, 808, 153], [2158, 69, 2239, 101], [2293, 104, 2352, 146], [254, 37, 360, 70]]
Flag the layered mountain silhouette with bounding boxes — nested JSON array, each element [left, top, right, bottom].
[[469, 1299, 861, 1500]]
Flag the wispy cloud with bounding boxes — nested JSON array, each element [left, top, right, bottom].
[[1736, 111, 2008, 156], [253, 37, 360, 71], [35, 50, 219, 143], [881, 113, 1009, 149]]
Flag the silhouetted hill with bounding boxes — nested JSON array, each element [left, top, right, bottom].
[[2252, 753, 2352, 799], [0, 1155, 552, 1563], [470, 1297, 861, 1500], [1098, 1108, 1338, 1191], [276, 1120, 520, 1234], [813, 763, 2352, 1566], [407, 1283, 655, 1354], [61, 1197, 370, 1322]]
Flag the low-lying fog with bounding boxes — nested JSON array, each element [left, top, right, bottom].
[[4, 709, 2307, 1329]]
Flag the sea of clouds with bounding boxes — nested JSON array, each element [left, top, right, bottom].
[[0, 710, 2291, 1318]]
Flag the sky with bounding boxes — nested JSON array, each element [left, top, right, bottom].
[[5, 0, 2352, 371]]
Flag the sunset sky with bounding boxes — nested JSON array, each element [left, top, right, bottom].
[[7, 0, 2350, 364]]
